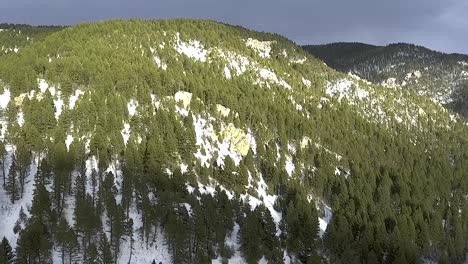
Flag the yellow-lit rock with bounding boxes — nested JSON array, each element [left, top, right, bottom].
[[216, 104, 230, 117], [174, 91, 192, 108], [220, 123, 251, 156]]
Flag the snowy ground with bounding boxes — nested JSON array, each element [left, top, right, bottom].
[[0, 145, 38, 248]]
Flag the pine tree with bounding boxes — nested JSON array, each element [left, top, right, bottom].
[[83, 243, 98, 264], [126, 218, 135, 264], [121, 138, 140, 218], [5, 155, 20, 203], [284, 197, 319, 263], [258, 206, 281, 263], [240, 208, 262, 264], [165, 209, 191, 264], [29, 182, 51, 224], [0, 141, 6, 188], [192, 203, 210, 263], [74, 194, 100, 260], [51, 141, 72, 214], [37, 158, 52, 186], [98, 233, 114, 264], [15, 221, 52, 264], [214, 189, 234, 246], [56, 217, 78, 264], [13, 206, 28, 235], [15, 137, 31, 199], [90, 168, 98, 206], [0, 237, 14, 264]]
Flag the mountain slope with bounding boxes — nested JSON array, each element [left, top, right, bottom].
[[0, 23, 64, 57], [0, 20, 467, 263], [303, 42, 468, 117]]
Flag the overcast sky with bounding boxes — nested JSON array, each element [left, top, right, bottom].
[[1, 0, 467, 54]]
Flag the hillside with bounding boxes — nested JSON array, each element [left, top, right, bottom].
[[303, 42, 468, 117], [0, 23, 64, 57], [0, 20, 467, 264]]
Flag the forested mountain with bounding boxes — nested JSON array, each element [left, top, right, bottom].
[[0, 23, 64, 57], [303, 42, 468, 117], [0, 20, 467, 263]]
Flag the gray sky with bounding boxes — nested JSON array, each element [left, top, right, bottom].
[[1, 0, 467, 54]]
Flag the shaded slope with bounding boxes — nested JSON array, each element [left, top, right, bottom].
[[304, 42, 468, 117]]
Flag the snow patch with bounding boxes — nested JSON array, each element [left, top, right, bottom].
[[241, 176, 282, 236], [193, 115, 251, 168], [121, 123, 131, 145], [0, 88, 10, 109], [216, 104, 231, 117], [150, 94, 161, 109], [38, 78, 49, 93], [53, 96, 64, 120], [68, 89, 84, 109], [285, 158, 295, 177], [245, 38, 274, 58], [334, 167, 341, 175], [65, 135, 73, 151], [302, 77, 311, 87], [224, 65, 232, 79], [406, 70, 422, 79], [127, 99, 138, 117], [153, 55, 168, 70], [257, 68, 291, 89], [180, 163, 188, 174], [0, 149, 39, 248], [223, 52, 250, 76], [193, 115, 216, 167], [381, 77, 398, 88], [217, 222, 245, 263], [318, 205, 333, 237], [458, 61, 468, 67], [175, 33, 208, 62], [291, 57, 307, 64], [174, 91, 192, 108], [326, 79, 369, 103], [17, 112, 24, 127], [395, 115, 403, 123]]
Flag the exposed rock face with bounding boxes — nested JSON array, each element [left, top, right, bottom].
[[245, 38, 275, 58], [216, 104, 231, 117], [220, 123, 251, 156], [174, 91, 192, 108]]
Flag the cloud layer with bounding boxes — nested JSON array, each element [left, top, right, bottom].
[[1, 0, 467, 54]]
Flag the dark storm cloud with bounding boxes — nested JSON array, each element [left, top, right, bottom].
[[1, 0, 467, 54]]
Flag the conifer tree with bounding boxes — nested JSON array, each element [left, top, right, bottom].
[[240, 208, 263, 264], [83, 243, 98, 264], [5, 155, 19, 203], [29, 182, 52, 231], [98, 233, 114, 264], [126, 218, 135, 264], [56, 217, 78, 264], [14, 138, 31, 199], [259, 206, 281, 263], [74, 193, 100, 259], [15, 221, 52, 264], [192, 203, 210, 263], [0, 237, 14, 264], [0, 141, 6, 188]]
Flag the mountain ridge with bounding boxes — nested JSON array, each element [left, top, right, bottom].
[[303, 42, 468, 117], [0, 19, 467, 263]]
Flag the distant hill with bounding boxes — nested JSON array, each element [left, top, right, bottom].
[[303, 42, 468, 117], [0, 23, 64, 57]]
